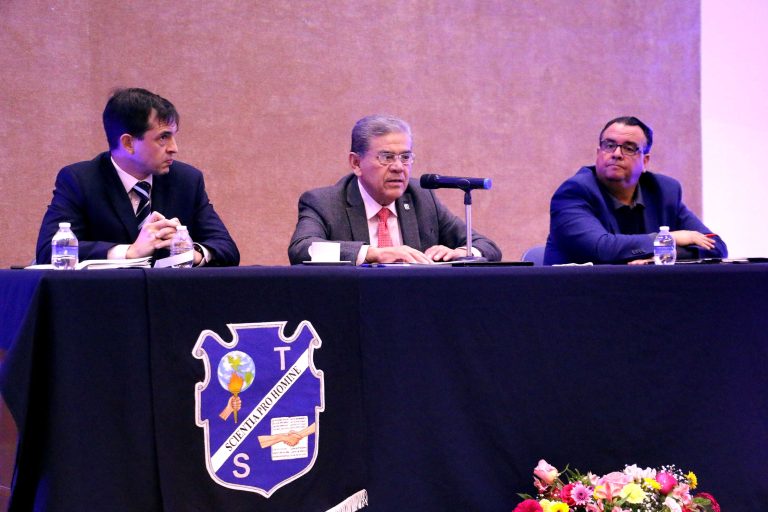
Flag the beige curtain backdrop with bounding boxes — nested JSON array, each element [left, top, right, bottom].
[[0, 1, 701, 267]]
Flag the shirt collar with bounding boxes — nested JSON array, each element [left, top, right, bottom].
[[608, 183, 645, 210], [357, 178, 398, 220], [111, 156, 153, 194]]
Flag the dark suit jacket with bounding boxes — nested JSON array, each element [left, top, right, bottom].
[[544, 166, 727, 265], [288, 174, 501, 264], [35, 152, 240, 266]]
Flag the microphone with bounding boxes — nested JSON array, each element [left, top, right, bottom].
[[419, 174, 492, 191]]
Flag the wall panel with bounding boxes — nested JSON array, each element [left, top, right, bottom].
[[0, 1, 701, 266]]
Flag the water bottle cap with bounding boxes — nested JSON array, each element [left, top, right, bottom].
[[659, 226, 670, 231], [59, 222, 71, 228]]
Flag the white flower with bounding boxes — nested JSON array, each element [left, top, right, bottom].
[[664, 496, 682, 512], [623, 464, 656, 481]]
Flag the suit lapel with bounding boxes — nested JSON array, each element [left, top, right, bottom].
[[603, 204, 622, 234], [151, 174, 168, 220], [100, 154, 140, 241], [345, 177, 371, 243], [397, 191, 420, 248], [592, 181, 622, 234], [641, 180, 661, 232]]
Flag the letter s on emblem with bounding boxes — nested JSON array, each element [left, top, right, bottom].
[[232, 453, 250, 478]]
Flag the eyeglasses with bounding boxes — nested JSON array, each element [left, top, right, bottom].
[[375, 151, 415, 166], [599, 139, 644, 156]]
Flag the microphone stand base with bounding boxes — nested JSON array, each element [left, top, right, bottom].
[[452, 255, 488, 263]]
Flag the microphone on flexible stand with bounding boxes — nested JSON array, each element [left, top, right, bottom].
[[419, 174, 492, 262], [419, 174, 492, 191]]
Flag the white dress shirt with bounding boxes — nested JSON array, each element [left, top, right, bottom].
[[106, 158, 154, 259], [355, 180, 402, 264], [106, 157, 210, 264]]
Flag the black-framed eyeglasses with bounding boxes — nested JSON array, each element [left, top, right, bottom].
[[375, 151, 415, 166], [599, 139, 644, 156]]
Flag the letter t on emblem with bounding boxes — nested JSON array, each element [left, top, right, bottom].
[[274, 346, 291, 370]]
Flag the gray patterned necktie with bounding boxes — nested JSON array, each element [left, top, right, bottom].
[[133, 181, 152, 227]]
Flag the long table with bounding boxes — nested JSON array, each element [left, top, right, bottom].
[[1, 264, 767, 511]]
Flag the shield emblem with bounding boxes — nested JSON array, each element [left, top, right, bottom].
[[192, 321, 324, 497]]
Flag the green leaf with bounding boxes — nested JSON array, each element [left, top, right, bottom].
[[227, 354, 242, 372]]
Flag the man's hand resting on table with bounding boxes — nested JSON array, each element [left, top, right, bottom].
[[126, 212, 181, 259], [671, 230, 716, 251], [365, 245, 433, 264]]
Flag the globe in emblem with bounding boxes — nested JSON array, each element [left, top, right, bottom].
[[217, 350, 255, 422]]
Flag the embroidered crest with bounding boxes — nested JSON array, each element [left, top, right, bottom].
[[193, 321, 324, 497]]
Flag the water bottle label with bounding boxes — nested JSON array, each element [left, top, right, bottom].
[[52, 246, 79, 269], [653, 246, 676, 265], [166, 250, 194, 268]]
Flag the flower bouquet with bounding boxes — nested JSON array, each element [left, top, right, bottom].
[[512, 459, 720, 512]]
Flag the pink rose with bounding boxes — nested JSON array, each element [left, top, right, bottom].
[[598, 471, 633, 499], [656, 471, 677, 495], [533, 459, 559, 486], [513, 498, 544, 512]]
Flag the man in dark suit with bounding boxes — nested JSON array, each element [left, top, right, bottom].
[[544, 116, 726, 265], [36, 88, 239, 266], [288, 115, 501, 265]]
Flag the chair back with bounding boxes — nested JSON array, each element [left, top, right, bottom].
[[521, 245, 545, 266]]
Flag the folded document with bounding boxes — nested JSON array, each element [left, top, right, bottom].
[[26, 257, 152, 270]]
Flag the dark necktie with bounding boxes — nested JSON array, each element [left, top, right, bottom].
[[376, 208, 393, 247], [133, 181, 152, 227]]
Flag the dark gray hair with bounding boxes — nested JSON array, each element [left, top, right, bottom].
[[350, 115, 412, 155]]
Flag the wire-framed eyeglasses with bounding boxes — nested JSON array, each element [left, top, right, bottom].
[[375, 151, 415, 166]]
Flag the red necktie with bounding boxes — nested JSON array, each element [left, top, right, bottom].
[[376, 208, 393, 247]]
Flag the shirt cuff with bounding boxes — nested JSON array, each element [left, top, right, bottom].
[[107, 244, 130, 259], [356, 245, 369, 266], [194, 243, 211, 266]]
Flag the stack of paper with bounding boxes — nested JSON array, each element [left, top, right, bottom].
[[25, 257, 152, 270]]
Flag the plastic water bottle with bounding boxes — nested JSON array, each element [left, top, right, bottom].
[[653, 226, 676, 265], [170, 225, 194, 268], [51, 222, 79, 270]]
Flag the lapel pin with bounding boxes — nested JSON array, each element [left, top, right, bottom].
[[404, 203, 410, 210]]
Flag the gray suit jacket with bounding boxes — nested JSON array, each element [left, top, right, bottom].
[[288, 174, 501, 264]]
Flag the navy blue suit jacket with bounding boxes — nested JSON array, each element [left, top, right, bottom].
[[36, 152, 240, 266], [288, 174, 501, 264], [544, 167, 727, 265]]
